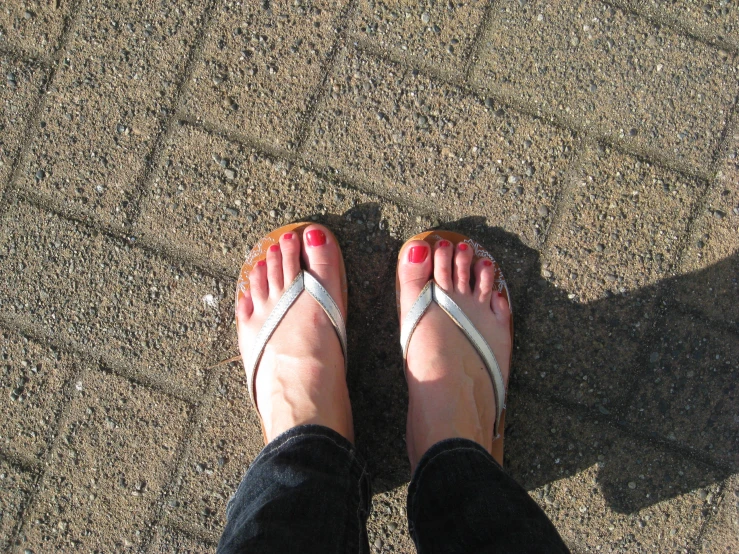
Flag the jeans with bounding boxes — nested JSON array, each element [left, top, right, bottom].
[[218, 425, 570, 554]]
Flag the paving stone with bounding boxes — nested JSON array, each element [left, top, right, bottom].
[[15, 0, 209, 228], [0, 56, 45, 194], [507, 395, 724, 552], [696, 475, 739, 553], [305, 47, 576, 248], [181, 0, 347, 151], [165, 366, 263, 539], [676, 133, 739, 329], [0, 0, 71, 56], [352, 0, 488, 76], [625, 312, 738, 469], [150, 526, 215, 553], [138, 124, 417, 273], [0, 201, 224, 396], [367, 484, 414, 554], [470, 0, 737, 169], [0, 328, 76, 460], [516, 145, 705, 409], [0, 459, 34, 551], [19, 370, 189, 552], [640, 0, 739, 50]]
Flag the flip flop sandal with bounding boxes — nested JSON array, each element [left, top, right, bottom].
[[236, 222, 349, 444], [396, 231, 513, 466]]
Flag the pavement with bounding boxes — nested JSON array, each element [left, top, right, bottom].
[[0, 0, 737, 552]]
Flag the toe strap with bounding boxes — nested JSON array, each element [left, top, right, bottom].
[[245, 271, 348, 408], [400, 282, 506, 438]]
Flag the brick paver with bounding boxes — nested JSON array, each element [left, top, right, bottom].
[[508, 395, 724, 553], [18, 369, 190, 552], [0, 0, 737, 551], [306, 47, 576, 247], [0, 327, 77, 461], [0, 55, 44, 194], [470, 0, 737, 170], [0, 201, 225, 397], [182, 0, 348, 151], [0, 458, 33, 551], [625, 312, 738, 470], [14, 0, 209, 228], [0, 0, 71, 56], [351, 0, 489, 77]]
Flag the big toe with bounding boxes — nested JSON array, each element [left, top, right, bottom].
[[301, 224, 346, 316], [397, 240, 432, 319]]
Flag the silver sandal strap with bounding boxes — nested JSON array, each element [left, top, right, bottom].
[[246, 271, 347, 407], [400, 281, 506, 438]]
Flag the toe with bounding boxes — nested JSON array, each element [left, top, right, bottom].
[[397, 239, 432, 319], [474, 258, 495, 303], [280, 231, 301, 285], [492, 289, 512, 322], [266, 243, 284, 293], [250, 260, 269, 302], [433, 239, 454, 292], [236, 288, 254, 325], [453, 242, 474, 294], [301, 224, 345, 316]]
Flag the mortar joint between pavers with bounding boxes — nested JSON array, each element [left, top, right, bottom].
[[293, 0, 361, 157], [120, 0, 220, 230]]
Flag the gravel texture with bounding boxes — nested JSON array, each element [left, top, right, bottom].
[[352, 0, 489, 77], [470, 0, 737, 170], [0, 201, 225, 397], [182, 0, 348, 151], [0, 0, 71, 55], [0, 329, 76, 460], [0, 56, 44, 195], [0, 458, 33, 551], [15, 0, 209, 228], [19, 370, 189, 552]]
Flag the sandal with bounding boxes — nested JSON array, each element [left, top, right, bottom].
[[236, 223, 349, 443], [396, 230, 513, 465]]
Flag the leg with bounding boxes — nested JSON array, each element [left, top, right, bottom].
[[218, 425, 370, 554], [397, 239, 570, 553], [219, 225, 368, 552]]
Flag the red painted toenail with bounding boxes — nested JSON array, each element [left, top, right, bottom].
[[283, 233, 294, 240], [269, 244, 280, 252], [458, 243, 468, 251], [256, 260, 266, 267], [496, 291, 504, 298], [409, 246, 428, 264], [483, 259, 493, 267], [306, 229, 326, 246], [438, 240, 450, 247]]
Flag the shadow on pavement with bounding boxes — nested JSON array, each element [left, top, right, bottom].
[[308, 205, 737, 515]]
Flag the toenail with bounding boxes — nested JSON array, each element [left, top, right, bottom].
[[269, 244, 280, 252], [283, 233, 294, 240], [306, 229, 326, 246], [496, 291, 504, 298], [409, 245, 428, 264], [483, 259, 493, 267], [257, 260, 266, 266], [438, 240, 450, 247], [458, 243, 468, 251]]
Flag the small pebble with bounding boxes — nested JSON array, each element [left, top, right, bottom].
[[537, 205, 549, 217], [225, 207, 239, 217], [269, 209, 277, 218], [605, 274, 617, 282], [542, 269, 552, 278], [374, 538, 383, 549], [224, 169, 236, 180], [628, 481, 636, 489], [417, 115, 428, 126], [485, 97, 494, 109], [649, 352, 659, 363], [35, 169, 45, 180], [421, 12, 430, 24]]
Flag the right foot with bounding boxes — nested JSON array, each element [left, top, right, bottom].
[[397, 238, 512, 471], [236, 225, 354, 443]]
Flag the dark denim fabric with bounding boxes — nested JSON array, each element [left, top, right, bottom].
[[218, 425, 570, 554]]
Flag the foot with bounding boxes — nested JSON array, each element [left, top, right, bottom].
[[398, 238, 512, 471], [236, 225, 354, 443]]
